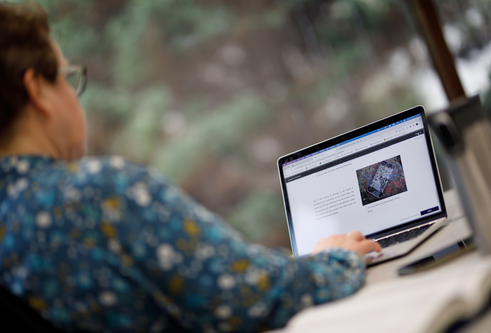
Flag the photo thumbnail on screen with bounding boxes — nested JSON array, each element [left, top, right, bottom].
[[356, 155, 407, 206]]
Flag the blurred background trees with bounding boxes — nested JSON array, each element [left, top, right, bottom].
[[11, 0, 491, 250]]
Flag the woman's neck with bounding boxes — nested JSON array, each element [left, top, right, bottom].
[[0, 108, 61, 159]]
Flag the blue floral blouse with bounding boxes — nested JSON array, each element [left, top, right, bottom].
[[0, 155, 365, 332]]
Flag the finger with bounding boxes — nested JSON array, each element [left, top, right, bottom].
[[366, 240, 382, 252], [348, 230, 365, 241], [370, 240, 383, 252], [358, 240, 383, 254]]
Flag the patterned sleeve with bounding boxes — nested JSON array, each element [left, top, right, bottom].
[[93, 158, 366, 332]]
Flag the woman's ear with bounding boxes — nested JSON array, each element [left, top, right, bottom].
[[23, 68, 52, 116]]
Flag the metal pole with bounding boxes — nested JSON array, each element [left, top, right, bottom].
[[409, 0, 466, 102]]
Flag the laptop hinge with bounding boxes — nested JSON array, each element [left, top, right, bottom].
[[373, 220, 436, 241]]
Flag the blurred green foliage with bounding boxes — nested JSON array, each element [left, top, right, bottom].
[[228, 191, 285, 243], [153, 93, 270, 181], [7, 0, 490, 248]]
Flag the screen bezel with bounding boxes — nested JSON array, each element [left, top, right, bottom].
[[277, 105, 447, 257]]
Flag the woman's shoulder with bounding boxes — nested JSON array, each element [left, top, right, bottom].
[[1, 154, 186, 213], [64, 156, 175, 189], [71, 156, 146, 178], [2, 155, 174, 191]]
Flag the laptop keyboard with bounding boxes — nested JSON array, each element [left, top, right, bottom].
[[375, 224, 432, 248]]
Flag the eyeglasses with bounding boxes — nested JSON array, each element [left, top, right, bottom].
[[60, 65, 87, 97]]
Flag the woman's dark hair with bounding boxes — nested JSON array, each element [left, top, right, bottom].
[[0, 2, 58, 140]]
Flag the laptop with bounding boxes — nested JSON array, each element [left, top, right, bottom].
[[277, 105, 447, 266]]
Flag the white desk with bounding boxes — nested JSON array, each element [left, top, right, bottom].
[[273, 189, 491, 333], [367, 189, 472, 285], [367, 189, 491, 333]]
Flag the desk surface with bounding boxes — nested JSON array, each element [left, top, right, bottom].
[[366, 189, 472, 285], [367, 189, 491, 333], [275, 189, 491, 333]]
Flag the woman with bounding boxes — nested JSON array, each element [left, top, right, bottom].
[[0, 2, 381, 332]]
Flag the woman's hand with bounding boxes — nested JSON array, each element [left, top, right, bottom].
[[313, 230, 382, 256]]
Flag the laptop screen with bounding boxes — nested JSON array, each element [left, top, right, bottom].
[[278, 107, 446, 256]]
